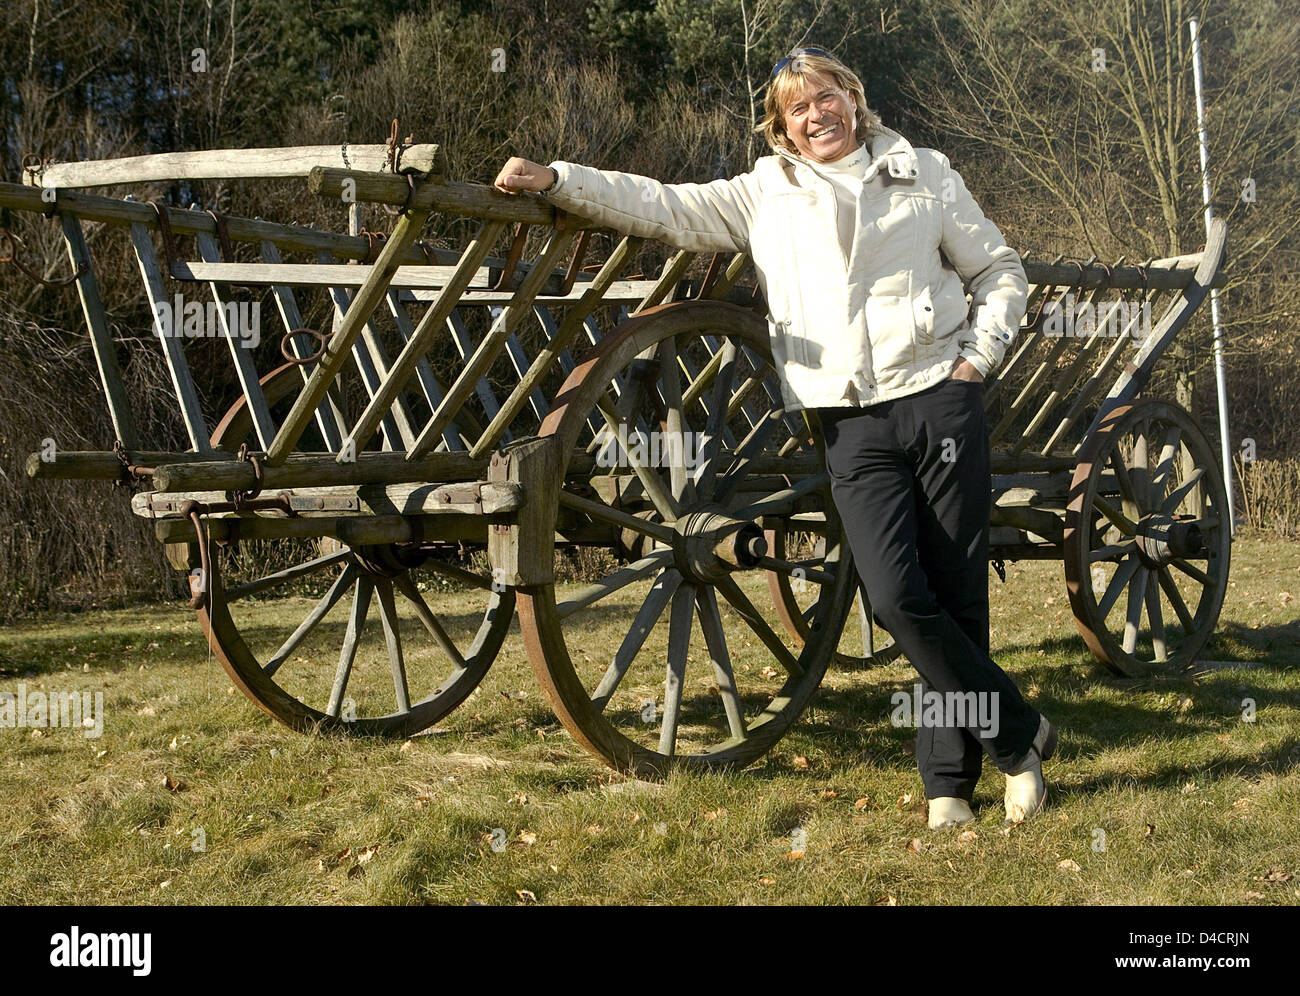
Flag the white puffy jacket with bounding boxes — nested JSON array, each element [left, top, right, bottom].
[[546, 126, 1028, 411]]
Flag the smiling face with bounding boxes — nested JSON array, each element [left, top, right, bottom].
[[781, 71, 858, 163]]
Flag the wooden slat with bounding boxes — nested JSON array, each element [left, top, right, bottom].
[[407, 228, 577, 460], [196, 233, 276, 450], [261, 241, 346, 451], [318, 250, 416, 451], [26, 144, 446, 189], [263, 200, 429, 465], [128, 222, 211, 451], [60, 214, 139, 448], [384, 289, 465, 451]]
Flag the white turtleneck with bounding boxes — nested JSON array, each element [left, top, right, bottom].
[[803, 142, 871, 262]]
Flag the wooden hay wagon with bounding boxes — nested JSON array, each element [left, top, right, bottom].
[[3, 142, 1229, 777]]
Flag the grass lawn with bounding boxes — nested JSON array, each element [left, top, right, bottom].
[[1, 535, 1297, 906]]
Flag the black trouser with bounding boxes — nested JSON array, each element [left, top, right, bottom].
[[820, 378, 1040, 800]]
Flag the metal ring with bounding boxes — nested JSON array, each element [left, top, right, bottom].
[[281, 327, 328, 365]]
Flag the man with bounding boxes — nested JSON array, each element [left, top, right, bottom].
[[494, 47, 1057, 827]]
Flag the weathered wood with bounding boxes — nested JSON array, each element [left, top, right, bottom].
[[25, 144, 446, 189], [152, 450, 491, 492], [472, 235, 647, 457], [407, 227, 577, 460], [174, 261, 494, 288], [133, 481, 524, 519], [26, 449, 220, 480], [488, 436, 564, 586], [196, 232, 277, 450], [59, 214, 139, 448], [345, 220, 506, 455], [265, 201, 431, 465], [310, 168, 601, 230], [318, 250, 414, 452], [153, 513, 487, 545], [260, 241, 347, 450], [0, 181, 430, 263], [128, 222, 212, 452]]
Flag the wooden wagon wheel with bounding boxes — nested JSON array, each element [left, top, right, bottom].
[[764, 522, 902, 668], [193, 366, 512, 736], [1064, 398, 1231, 676], [516, 301, 856, 777]]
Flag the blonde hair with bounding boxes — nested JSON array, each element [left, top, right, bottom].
[[755, 49, 884, 156]]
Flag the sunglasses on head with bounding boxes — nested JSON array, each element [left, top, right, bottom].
[[771, 47, 833, 79]]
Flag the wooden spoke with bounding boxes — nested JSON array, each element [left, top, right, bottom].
[[659, 335, 692, 504], [754, 555, 834, 585], [226, 548, 352, 603], [1088, 539, 1137, 563], [556, 548, 674, 619], [1121, 565, 1149, 655], [1160, 466, 1206, 515], [1149, 426, 1183, 497], [264, 563, 358, 678], [1097, 555, 1141, 619], [393, 574, 468, 670], [1092, 494, 1137, 535], [326, 575, 373, 718], [694, 342, 738, 499], [595, 391, 679, 521], [1171, 557, 1212, 586], [695, 587, 746, 741], [591, 570, 682, 712], [558, 488, 676, 540], [1155, 566, 1196, 632], [715, 574, 803, 677], [732, 472, 829, 520], [658, 582, 697, 756], [714, 408, 781, 502], [374, 580, 411, 714], [1145, 578, 1167, 662]]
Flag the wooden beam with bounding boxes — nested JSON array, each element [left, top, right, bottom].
[[24, 144, 446, 189]]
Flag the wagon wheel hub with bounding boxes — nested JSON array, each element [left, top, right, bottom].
[[672, 507, 767, 583], [1134, 513, 1205, 569]]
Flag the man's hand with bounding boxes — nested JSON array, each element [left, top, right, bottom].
[[950, 357, 984, 383], [493, 157, 555, 195]]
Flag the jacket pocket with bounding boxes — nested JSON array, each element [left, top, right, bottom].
[[912, 285, 936, 345]]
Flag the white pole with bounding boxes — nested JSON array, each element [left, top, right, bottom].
[[1189, 17, 1236, 534]]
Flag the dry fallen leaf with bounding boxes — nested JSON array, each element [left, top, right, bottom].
[[875, 894, 898, 906], [820, 789, 838, 800], [758, 877, 777, 886], [1259, 869, 1292, 883], [785, 849, 805, 861], [1144, 824, 1156, 839], [792, 755, 809, 769], [162, 774, 186, 793], [957, 830, 978, 843], [703, 807, 727, 820], [1058, 859, 1081, 872], [517, 831, 538, 846], [906, 838, 922, 854], [1244, 891, 1266, 901], [854, 797, 870, 811], [516, 889, 537, 903], [357, 845, 380, 865]]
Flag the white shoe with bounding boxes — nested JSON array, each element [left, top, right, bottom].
[[928, 796, 975, 830], [1004, 716, 1058, 824]]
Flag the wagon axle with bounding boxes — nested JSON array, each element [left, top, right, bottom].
[[1134, 514, 1206, 569]]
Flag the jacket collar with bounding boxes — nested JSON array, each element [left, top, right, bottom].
[[773, 125, 919, 181]]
